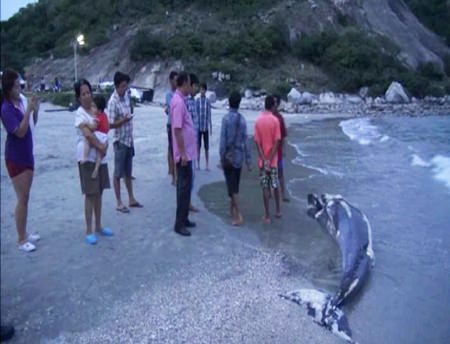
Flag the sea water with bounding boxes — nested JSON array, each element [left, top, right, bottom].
[[287, 115, 450, 344]]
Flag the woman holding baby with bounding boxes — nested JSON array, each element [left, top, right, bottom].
[[74, 79, 113, 245]]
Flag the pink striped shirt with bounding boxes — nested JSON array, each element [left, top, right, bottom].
[[170, 90, 197, 162]]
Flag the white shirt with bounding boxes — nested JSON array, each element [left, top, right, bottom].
[[20, 94, 36, 153], [74, 106, 108, 163]]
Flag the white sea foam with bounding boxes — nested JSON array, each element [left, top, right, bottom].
[[291, 157, 344, 177], [411, 154, 450, 192], [289, 142, 309, 157], [339, 118, 388, 145], [411, 154, 431, 167], [380, 135, 390, 143], [430, 155, 450, 192]]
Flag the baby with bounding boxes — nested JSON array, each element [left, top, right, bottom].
[[81, 95, 109, 178]]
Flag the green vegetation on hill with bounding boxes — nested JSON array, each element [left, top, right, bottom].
[[1, 0, 449, 97], [1, 0, 273, 73]]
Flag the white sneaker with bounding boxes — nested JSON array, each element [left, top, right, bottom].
[[27, 232, 41, 243], [18, 242, 36, 252]]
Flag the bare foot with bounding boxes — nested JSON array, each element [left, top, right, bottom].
[[275, 212, 282, 219], [232, 213, 244, 226], [262, 216, 271, 224]]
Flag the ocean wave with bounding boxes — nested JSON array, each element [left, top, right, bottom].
[[430, 155, 450, 192], [380, 135, 390, 143], [289, 142, 309, 157], [411, 154, 431, 167], [339, 118, 388, 145], [291, 157, 344, 177], [411, 154, 450, 192]]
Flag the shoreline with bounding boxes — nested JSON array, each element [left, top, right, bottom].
[[150, 97, 450, 118]]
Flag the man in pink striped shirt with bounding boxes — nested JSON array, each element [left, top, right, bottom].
[[170, 72, 198, 236]]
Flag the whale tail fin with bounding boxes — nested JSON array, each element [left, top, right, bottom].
[[279, 289, 355, 343]]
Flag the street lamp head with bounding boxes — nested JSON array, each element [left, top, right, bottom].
[[77, 34, 85, 46]]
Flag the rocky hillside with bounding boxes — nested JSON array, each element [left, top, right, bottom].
[[336, 0, 449, 69], [2, 0, 449, 100]]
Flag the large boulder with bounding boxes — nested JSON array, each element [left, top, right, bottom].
[[385, 81, 410, 103], [287, 88, 302, 103], [374, 97, 385, 105], [319, 92, 341, 104], [346, 95, 363, 104], [300, 92, 314, 105]]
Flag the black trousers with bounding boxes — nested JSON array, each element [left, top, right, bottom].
[[174, 161, 193, 231]]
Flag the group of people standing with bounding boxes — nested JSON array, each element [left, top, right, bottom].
[[0, 69, 143, 251], [1, 67, 289, 245], [0, 68, 289, 340], [219, 92, 290, 226], [164, 71, 289, 234]]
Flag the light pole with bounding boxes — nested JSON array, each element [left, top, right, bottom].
[[73, 34, 85, 82]]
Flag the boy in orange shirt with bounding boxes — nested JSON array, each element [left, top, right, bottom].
[[254, 96, 282, 223]]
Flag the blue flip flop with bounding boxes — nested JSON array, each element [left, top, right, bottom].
[[86, 234, 97, 245], [99, 227, 114, 237]]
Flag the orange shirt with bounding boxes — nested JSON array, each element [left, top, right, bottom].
[[254, 111, 281, 168]]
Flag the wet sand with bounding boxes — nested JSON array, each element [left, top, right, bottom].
[[198, 138, 344, 292], [1, 102, 347, 343]]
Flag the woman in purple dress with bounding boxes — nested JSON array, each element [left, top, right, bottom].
[[1, 69, 40, 252]]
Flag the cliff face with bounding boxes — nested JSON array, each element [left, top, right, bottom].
[[346, 0, 449, 69], [283, 0, 449, 69]]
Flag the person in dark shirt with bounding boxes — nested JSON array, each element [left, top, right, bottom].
[[273, 95, 290, 202], [219, 91, 252, 226]]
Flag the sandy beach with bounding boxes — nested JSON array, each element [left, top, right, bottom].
[[1, 102, 349, 343]]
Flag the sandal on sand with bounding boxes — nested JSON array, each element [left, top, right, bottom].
[[116, 206, 130, 213], [27, 232, 41, 243], [98, 227, 114, 237], [129, 202, 143, 208], [18, 242, 36, 252], [86, 234, 97, 245]]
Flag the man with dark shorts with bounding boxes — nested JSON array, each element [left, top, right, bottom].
[[273, 95, 290, 202], [165, 71, 178, 185], [254, 96, 282, 223], [108, 71, 142, 213], [219, 91, 251, 226]]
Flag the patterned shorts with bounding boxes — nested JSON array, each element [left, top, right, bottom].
[[260, 167, 279, 189]]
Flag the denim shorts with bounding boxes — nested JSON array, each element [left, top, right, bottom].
[[113, 141, 133, 178]]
